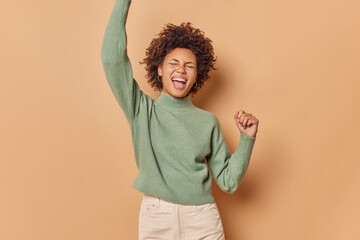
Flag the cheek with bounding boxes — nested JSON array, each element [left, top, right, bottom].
[[163, 67, 173, 76], [190, 68, 197, 78]]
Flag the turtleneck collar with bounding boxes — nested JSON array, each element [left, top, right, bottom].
[[155, 91, 195, 111]]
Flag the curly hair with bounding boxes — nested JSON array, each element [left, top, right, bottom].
[[139, 22, 217, 96]]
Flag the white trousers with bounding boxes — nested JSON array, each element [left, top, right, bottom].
[[138, 193, 225, 240]]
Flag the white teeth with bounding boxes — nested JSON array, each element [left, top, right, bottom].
[[172, 78, 187, 82]]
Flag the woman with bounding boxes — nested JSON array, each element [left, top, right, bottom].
[[101, 0, 259, 239]]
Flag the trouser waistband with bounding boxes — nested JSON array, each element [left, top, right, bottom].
[[142, 193, 215, 208]]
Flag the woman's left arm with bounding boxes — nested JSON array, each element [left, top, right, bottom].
[[206, 111, 259, 194]]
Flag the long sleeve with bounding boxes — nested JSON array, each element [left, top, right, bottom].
[[206, 117, 256, 194], [101, 0, 145, 126]]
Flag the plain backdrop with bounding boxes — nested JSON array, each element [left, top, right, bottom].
[[1, 0, 359, 239]]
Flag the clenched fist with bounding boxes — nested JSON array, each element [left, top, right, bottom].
[[234, 110, 259, 138]]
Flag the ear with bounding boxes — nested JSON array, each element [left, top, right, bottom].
[[157, 64, 163, 77]]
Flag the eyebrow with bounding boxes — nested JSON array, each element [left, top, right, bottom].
[[170, 59, 195, 64]]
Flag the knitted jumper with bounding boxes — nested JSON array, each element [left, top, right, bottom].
[[101, 0, 256, 205]]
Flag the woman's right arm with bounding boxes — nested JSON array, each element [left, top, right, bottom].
[[101, 0, 143, 125]]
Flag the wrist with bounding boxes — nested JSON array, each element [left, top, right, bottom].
[[240, 132, 256, 139]]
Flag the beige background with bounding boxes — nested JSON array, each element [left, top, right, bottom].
[[1, 0, 359, 239]]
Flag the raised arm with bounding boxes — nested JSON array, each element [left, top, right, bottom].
[[206, 117, 256, 194], [101, 0, 144, 126]]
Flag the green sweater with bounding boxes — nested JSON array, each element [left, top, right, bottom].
[[101, 0, 256, 205]]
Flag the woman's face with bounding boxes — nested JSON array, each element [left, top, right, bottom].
[[157, 48, 197, 98]]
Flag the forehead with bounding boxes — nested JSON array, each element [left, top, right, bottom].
[[165, 48, 196, 62]]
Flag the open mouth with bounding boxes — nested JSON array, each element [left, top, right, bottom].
[[171, 77, 187, 89]]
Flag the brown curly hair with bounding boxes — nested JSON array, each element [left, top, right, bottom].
[[139, 22, 217, 96]]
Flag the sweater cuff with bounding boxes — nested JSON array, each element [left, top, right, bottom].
[[240, 132, 256, 140], [237, 132, 256, 154]]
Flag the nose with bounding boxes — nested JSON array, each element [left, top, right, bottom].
[[176, 64, 186, 74]]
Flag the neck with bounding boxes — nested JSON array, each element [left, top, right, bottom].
[[155, 91, 195, 111]]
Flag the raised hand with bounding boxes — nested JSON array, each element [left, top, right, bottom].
[[234, 110, 259, 138]]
